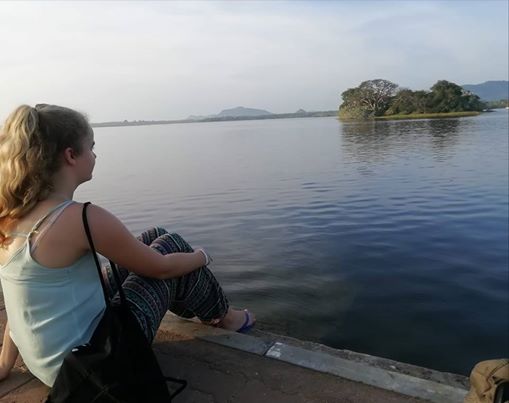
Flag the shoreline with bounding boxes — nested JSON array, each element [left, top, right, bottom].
[[90, 110, 338, 128], [89, 110, 496, 128], [373, 111, 481, 121]]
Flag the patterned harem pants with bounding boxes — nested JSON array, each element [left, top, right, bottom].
[[101, 227, 229, 343]]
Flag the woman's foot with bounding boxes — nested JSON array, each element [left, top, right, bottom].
[[217, 308, 256, 333]]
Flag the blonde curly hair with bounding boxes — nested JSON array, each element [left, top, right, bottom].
[[0, 104, 90, 247]]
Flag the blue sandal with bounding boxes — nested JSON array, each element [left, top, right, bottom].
[[236, 309, 255, 333]]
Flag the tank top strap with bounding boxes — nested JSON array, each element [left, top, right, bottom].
[[28, 200, 75, 254], [9, 231, 30, 238], [28, 200, 74, 237]]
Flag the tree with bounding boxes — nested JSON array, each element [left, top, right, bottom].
[[486, 99, 509, 109], [386, 88, 417, 115], [339, 79, 398, 119], [338, 87, 371, 119], [357, 79, 399, 116], [459, 91, 485, 111], [427, 80, 484, 112], [412, 91, 428, 113], [385, 89, 431, 115], [427, 81, 460, 112]]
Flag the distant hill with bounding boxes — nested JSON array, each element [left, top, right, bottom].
[[93, 109, 338, 128], [187, 115, 208, 120], [216, 106, 273, 118], [462, 80, 509, 101], [187, 106, 273, 121]]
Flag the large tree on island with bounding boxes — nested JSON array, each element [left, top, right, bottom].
[[386, 89, 428, 115], [339, 79, 398, 119], [427, 80, 484, 112]]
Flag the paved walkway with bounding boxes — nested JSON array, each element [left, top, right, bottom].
[[0, 294, 469, 402]]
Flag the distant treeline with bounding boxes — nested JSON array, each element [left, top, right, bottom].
[[485, 99, 509, 109], [339, 79, 487, 120], [91, 110, 337, 128], [196, 110, 337, 122]]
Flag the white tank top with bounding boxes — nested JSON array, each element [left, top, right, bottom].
[[0, 201, 105, 386]]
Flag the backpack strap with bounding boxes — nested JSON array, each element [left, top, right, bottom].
[[82, 202, 127, 308]]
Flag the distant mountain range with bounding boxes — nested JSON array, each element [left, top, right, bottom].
[[92, 107, 336, 128], [462, 80, 508, 101], [218, 106, 272, 117], [188, 106, 273, 120]]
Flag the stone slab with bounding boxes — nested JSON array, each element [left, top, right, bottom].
[[153, 336, 424, 403], [251, 328, 469, 390], [266, 342, 468, 403], [159, 313, 469, 402], [0, 367, 34, 400], [0, 378, 48, 403], [159, 314, 271, 356]]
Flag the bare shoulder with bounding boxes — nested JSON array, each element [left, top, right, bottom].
[[79, 203, 134, 246], [0, 202, 129, 268], [67, 202, 116, 221], [53, 202, 122, 251], [83, 203, 125, 231]]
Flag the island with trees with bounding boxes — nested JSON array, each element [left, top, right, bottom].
[[338, 79, 487, 121]]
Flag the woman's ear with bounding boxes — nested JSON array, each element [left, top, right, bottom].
[[63, 147, 77, 166]]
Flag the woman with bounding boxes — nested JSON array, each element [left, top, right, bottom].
[[0, 104, 255, 386]]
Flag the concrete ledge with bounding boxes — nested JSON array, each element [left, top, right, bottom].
[[251, 328, 468, 389], [266, 342, 467, 403], [159, 314, 272, 355], [160, 313, 469, 403]]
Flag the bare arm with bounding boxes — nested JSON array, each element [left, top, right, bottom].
[[82, 204, 206, 279], [0, 322, 19, 381]]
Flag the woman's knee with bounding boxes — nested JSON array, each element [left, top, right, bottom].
[[168, 233, 194, 253], [148, 227, 169, 238], [138, 227, 169, 245], [151, 232, 193, 254]]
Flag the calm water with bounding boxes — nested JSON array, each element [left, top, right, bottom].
[[80, 110, 509, 375]]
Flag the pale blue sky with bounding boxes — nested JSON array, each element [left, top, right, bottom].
[[1, 0, 507, 122]]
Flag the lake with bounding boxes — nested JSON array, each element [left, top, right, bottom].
[[79, 110, 509, 375]]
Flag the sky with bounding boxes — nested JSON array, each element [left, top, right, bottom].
[[1, 0, 508, 122]]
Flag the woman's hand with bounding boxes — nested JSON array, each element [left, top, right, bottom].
[[195, 248, 213, 266]]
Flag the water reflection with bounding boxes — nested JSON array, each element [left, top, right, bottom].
[[340, 121, 396, 169], [340, 118, 462, 165], [428, 119, 460, 159], [428, 117, 460, 137]]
